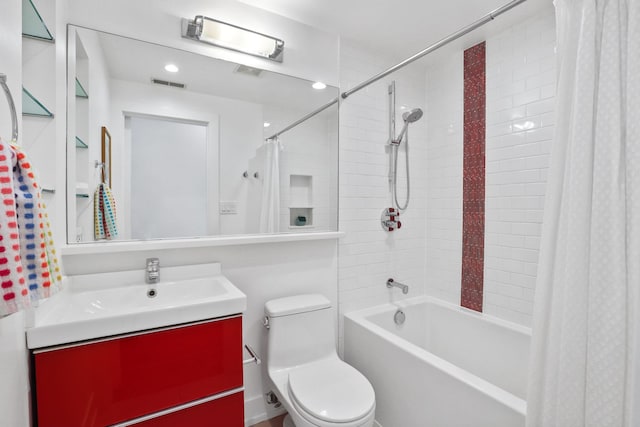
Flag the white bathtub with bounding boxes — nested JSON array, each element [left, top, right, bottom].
[[344, 296, 530, 427]]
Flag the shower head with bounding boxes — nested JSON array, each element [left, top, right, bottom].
[[402, 108, 423, 123], [393, 107, 423, 144]]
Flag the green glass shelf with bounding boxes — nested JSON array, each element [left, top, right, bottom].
[[75, 78, 89, 98], [22, 0, 54, 42], [22, 87, 54, 117], [75, 136, 88, 148]]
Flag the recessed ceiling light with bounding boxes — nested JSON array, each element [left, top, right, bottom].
[[263, 122, 271, 128], [312, 81, 327, 90], [164, 64, 179, 73]]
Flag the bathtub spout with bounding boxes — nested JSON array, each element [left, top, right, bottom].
[[387, 278, 409, 294]]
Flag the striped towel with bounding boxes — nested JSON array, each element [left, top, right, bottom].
[[94, 183, 118, 240], [0, 141, 29, 316], [11, 144, 62, 302]]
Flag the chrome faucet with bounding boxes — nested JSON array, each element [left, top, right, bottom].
[[387, 278, 409, 294], [146, 258, 160, 284]]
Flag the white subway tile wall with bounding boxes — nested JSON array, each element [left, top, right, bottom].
[[425, 8, 556, 326], [484, 9, 556, 326], [425, 51, 464, 305], [338, 41, 428, 350]]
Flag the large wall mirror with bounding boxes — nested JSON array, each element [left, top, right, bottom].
[[66, 26, 338, 244]]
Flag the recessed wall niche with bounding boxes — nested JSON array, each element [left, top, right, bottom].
[[289, 174, 313, 228]]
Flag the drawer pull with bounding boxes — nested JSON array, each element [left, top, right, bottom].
[[108, 387, 244, 426], [243, 344, 261, 365]]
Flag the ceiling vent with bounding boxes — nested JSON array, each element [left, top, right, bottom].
[[233, 64, 263, 77], [151, 78, 186, 89]]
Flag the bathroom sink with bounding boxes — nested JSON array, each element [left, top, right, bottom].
[[26, 263, 246, 349]]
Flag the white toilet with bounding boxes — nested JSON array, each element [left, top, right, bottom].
[[264, 294, 376, 427]]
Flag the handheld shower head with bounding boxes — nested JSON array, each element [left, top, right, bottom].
[[394, 107, 423, 144], [402, 108, 423, 123]]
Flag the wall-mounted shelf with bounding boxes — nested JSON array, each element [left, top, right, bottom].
[[289, 207, 313, 227], [22, 87, 53, 117], [75, 78, 88, 98], [75, 136, 88, 148], [22, 0, 54, 42], [289, 175, 313, 227]]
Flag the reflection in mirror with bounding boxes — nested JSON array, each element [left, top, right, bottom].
[[66, 26, 339, 244]]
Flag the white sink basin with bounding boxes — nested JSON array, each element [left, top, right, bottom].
[[26, 263, 246, 349]]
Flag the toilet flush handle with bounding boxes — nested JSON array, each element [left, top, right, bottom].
[[263, 316, 270, 329]]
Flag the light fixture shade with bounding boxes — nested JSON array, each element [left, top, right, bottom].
[[183, 16, 284, 62]]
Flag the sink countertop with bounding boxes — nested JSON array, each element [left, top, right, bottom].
[[26, 263, 246, 349]]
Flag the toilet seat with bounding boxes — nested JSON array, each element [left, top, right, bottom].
[[287, 359, 375, 426]]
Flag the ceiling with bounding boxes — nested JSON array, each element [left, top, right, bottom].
[[237, 0, 553, 59]]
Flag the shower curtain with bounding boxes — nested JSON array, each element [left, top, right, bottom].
[[259, 138, 282, 233], [526, 0, 639, 426]]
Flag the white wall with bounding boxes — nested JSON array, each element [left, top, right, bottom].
[[0, 1, 30, 426], [484, 10, 556, 326], [425, 52, 464, 306], [424, 7, 556, 326], [337, 40, 429, 351], [65, 0, 339, 87]]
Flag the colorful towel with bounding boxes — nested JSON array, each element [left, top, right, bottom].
[[94, 183, 118, 240], [11, 144, 61, 302], [0, 141, 29, 316]]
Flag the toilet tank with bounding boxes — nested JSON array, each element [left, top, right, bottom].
[[265, 294, 336, 370]]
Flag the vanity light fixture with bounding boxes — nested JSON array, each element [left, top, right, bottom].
[[182, 15, 284, 62], [312, 82, 327, 90], [164, 64, 179, 73]]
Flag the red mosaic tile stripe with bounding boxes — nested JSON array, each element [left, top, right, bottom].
[[461, 42, 486, 312]]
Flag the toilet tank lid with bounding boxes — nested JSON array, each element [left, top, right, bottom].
[[265, 294, 331, 317]]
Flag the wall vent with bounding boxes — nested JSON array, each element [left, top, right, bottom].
[[151, 78, 186, 89], [233, 64, 263, 77]]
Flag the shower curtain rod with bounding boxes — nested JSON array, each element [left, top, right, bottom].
[[265, 97, 339, 140], [341, 0, 527, 99], [266, 0, 526, 140], [0, 74, 19, 143]]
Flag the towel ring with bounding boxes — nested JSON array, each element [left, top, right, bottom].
[[0, 74, 18, 143]]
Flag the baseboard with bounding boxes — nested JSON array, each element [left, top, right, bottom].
[[244, 394, 286, 427]]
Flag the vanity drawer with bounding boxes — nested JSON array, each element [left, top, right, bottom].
[[132, 390, 244, 427], [33, 316, 243, 427]]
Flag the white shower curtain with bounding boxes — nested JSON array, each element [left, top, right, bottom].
[[527, 1, 639, 426], [259, 138, 282, 233]]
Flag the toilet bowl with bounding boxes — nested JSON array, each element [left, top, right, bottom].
[[264, 294, 375, 427]]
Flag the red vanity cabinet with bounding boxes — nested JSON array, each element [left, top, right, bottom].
[[32, 315, 244, 426]]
